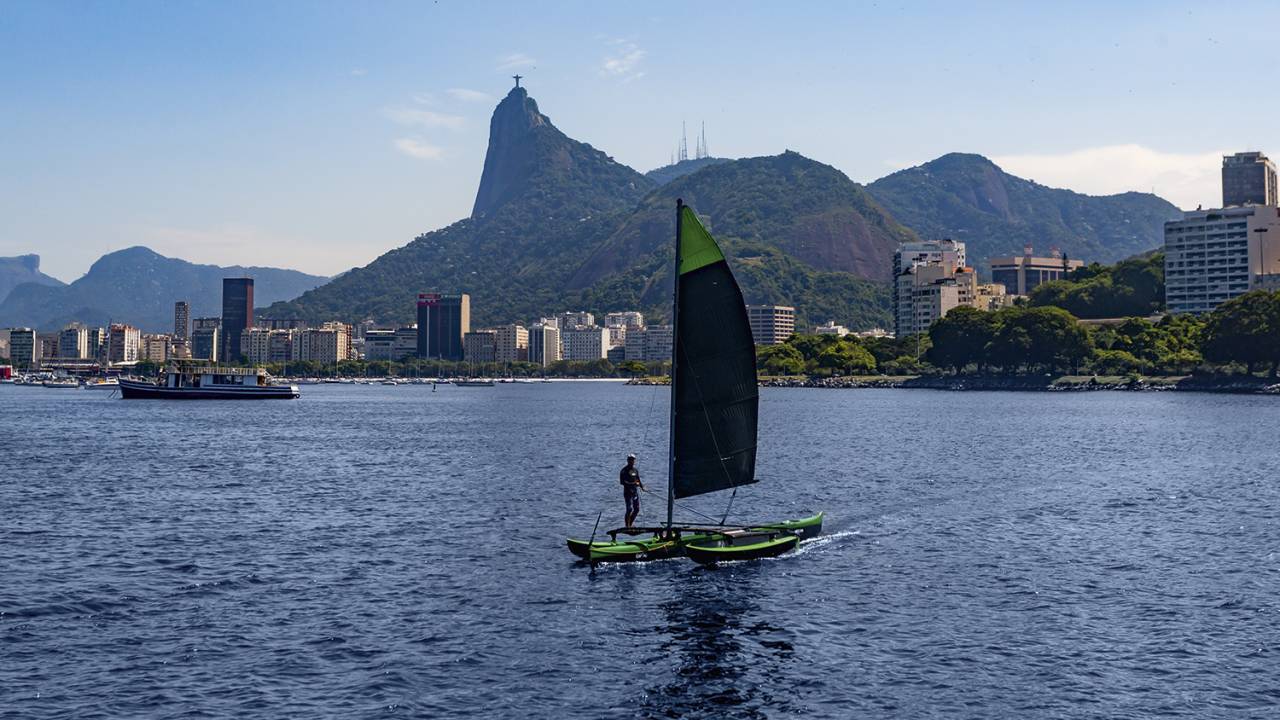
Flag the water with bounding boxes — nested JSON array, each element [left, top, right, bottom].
[[2, 383, 1279, 719]]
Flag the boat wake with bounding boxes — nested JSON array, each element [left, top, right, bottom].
[[792, 530, 861, 557]]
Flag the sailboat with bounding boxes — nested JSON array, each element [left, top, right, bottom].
[[566, 200, 823, 565]]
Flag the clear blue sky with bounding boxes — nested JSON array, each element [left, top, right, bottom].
[[4, 1, 1277, 281]]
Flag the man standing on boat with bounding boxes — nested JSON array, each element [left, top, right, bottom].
[[620, 453, 645, 528]]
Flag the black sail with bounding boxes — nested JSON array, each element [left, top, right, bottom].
[[670, 204, 759, 499]]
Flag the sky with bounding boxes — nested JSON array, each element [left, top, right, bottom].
[[4, 0, 1279, 282]]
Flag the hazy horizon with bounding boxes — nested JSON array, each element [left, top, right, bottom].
[[4, 1, 1277, 282]]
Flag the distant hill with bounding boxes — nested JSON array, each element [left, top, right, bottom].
[[866, 153, 1180, 268], [0, 254, 63, 304], [0, 246, 328, 332], [644, 157, 732, 186], [570, 151, 913, 329]]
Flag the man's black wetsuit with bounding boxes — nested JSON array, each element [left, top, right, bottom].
[[620, 465, 641, 517]]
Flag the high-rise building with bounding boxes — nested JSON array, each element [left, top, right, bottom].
[[746, 305, 796, 346], [0, 328, 9, 360], [86, 326, 107, 361], [38, 333, 58, 361], [527, 324, 561, 366], [1222, 151, 1278, 207], [555, 311, 595, 331], [893, 239, 966, 278], [416, 293, 470, 361], [896, 264, 980, 336], [221, 278, 254, 362], [493, 324, 529, 364], [463, 330, 498, 363], [191, 327, 220, 362], [108, 323, 141, 364], [174, 301, 191, 342], [561, 326, 609, 360], [624, 324, 673, 362], [1165, 205, 1280, 314], [988, 246, 1084, 296], [7, 328, 36, 369], [58, 324, 89, 360]]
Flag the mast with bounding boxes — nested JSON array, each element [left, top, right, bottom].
[[667, 199, 683, 529]]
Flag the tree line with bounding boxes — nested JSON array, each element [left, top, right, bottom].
[[755, 289, 1280, 379]]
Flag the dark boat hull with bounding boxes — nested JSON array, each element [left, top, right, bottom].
[[118, 379, 299, 400]]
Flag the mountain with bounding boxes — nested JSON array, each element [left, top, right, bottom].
[[866, 153, 1181, 268], [645, 157, 732, 186], [0, 254, 63, 303], [0, 246, 328, 332], [269, 87, 908, 331], [268, 86, 655, 327], [568, 151, 912, 328]]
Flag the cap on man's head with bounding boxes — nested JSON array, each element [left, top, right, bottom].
[[627, 453, 636, 459]]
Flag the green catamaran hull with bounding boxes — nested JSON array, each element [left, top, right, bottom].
[[566, 512, 824, 564], [684, 533, 799, 565]]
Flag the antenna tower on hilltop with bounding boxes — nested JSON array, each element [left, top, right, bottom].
[[695, 122, 709, 159], [679, 121, 689, 163]]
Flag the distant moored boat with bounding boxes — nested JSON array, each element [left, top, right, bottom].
[[119, 363, 299, 400]]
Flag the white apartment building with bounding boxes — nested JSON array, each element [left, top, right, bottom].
[[292, 323, 351, 364], [463, 330, 498, 363], [562, 326, 609, 361], [108, 324, 141, 364], [556, 311, 595, 331], [814, 321, 849, 336], [1165, 205, 1280, 315], [363, 327, 418, 361], [746, 305, 795, 345]]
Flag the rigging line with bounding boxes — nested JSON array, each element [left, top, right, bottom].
[[642, 487, 722, 524], [720, 485, 738, 525]]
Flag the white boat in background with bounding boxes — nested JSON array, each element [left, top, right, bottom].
[[83, 378, 119, 389], [119, 364, 299, 399]]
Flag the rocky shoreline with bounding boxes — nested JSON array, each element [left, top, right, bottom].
[[629, 375, 1280, 394]]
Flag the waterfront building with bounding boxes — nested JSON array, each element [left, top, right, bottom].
[[1164, 205, 1280, 314], [86, 326, 107, 361], [108, 323, 141, 364], [221, 278, 254, 363], [493, 324, 529, 364], [193, 317, 221, 330], [562, 326, 609, 361], [58, 324, 89, 360], [140, 334, 170, 363], [814, 321, 849, 337], [292, 323, 351, 365], [38, 332, 58, 362], [746, 305, 796, 346], [623, 324, 673, 362], [607, 345, 627, 363], [7, 328, 36, 369], [528, 324, 561, 366], [989, 246, 1084, 296], [1222, 151, 1278, 207], [893, 239, 966, 278], [463, 330, 498, 364], [0, 328, 9, 360], [363, 327, 418, 361], [606, 324, 627, 350], [174, 301, 190, 342], [240, 328, 275, 365], [190, 327, 219, 362], [416, 293, 470, 361], [604, 311, 645, 330]]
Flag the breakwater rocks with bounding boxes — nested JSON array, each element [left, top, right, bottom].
[[628, 375, 1280, 393]]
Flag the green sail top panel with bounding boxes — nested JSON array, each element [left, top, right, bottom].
[[672, 206, 759, 499], [678, 206, 726, 275]]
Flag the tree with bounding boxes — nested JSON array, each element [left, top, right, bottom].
[[926, 306, 997, 373], [1201, 290, 1280, 376], [618, 360, 647, 376], [756, 343, 805, 376], [814, 340, 876, 376]]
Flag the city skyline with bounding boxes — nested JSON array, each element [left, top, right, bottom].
[[5, 1, 1279, 281]]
